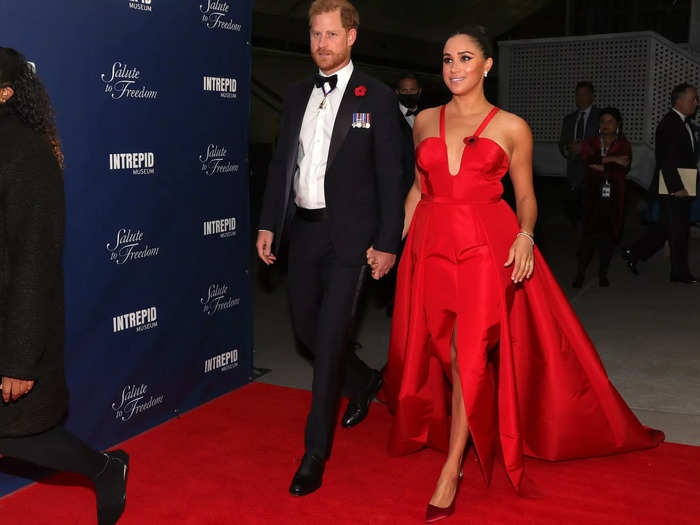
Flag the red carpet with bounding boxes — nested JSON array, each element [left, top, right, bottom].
[[1, 382, 698, 524]]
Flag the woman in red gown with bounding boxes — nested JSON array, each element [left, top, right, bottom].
[[378, 26, 663, 522]]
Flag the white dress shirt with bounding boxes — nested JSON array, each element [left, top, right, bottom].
[[672, 107, 695, 151], [294, 60, 354, 209], [399, 102, 416, 128]]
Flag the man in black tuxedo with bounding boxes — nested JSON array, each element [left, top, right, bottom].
[[624, 83, 698, 284], [256, 0, 403, 496], [559, 81, 601, 226], [395, 73, 419, 197]]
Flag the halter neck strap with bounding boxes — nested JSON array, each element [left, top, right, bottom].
[[440, 105, 500, 139], [439, 105, 446, 139], [474, 106, 500, 137]]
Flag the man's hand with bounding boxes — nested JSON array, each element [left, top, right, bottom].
[[569, 141, 584, 155], [672, 188, 690, 198], [1, 377, 34, 403], [256, 230, 276, 265], [589, 164, 605, 172], [366, 246, 396, 280]]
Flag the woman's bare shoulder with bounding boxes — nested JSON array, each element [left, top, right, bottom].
[[414, 106, 442, 141], [494, 109, 531, 133]]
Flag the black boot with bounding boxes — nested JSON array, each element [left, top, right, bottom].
[[93, 450, 129, 525]]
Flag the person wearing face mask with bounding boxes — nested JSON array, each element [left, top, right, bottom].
[[396, 73, 421, 197], [0, 47, 129, 525], [375, 74, 422, 316], [396, 73, 422, 129], [380, 26, 663, 523], [573, 107, 631, 288]]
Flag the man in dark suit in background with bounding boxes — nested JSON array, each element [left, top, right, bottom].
[[395, 73, 419, 196], [559, 81, 601, 227], [624, 83, 698, 284], [372, 73, 420, 316], [256, 0, 404, 495]]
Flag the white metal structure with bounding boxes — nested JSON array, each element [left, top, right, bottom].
[[498, 31, 700, 188]]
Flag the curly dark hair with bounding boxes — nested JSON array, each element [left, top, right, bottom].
[[0, 47, 64, 168]]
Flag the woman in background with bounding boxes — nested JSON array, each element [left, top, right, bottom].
[[0, 47, 129, 525], [574, 107, 630, 287]]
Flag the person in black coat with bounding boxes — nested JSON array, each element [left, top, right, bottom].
[[255, 1, 403, 496], [624, 83, 698, 284], [559, 81, 601, 227], [0, 47, 128, 524]]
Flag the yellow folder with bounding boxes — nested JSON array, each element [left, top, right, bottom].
[[658, 168, 697, 196]]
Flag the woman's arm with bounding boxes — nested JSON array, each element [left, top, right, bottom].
[[602, 155, 630, 167], [401, 110, 432, 239], [505, 114, 537, 282], [402, 168, 421, 240]]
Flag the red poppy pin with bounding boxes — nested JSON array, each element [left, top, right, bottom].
[[354, 85, 367, 97]]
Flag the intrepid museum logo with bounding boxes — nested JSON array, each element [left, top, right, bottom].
[[112, 383, 164, 422], [203, 217, 237, 238], [106, 228, 160, 265], [203, 76, 237, 98], [101, 62, 158, 100], [109, 152, 156, 175], [200, 1, 242, 31], [199, 144, 239, 176], [129, 0, 152, 12], [200, 282, 240, 316], [112, 306, 158, 333], [204, 349, 239, 374]]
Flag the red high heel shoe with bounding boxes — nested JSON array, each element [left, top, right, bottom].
[[425, 470, 464, 523]]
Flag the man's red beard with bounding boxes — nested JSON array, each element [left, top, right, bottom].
[[312, 48, 347, 71]]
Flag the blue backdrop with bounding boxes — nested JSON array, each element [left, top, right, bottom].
[[1, 0, 253, 495]]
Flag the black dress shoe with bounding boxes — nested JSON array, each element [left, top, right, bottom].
[[289, 454, 325, 496], [599, 275, 610, 287], [341, 370, 383, 428], [621, 248, 639, 276], [572, 273, 584, 288], [94, 450, 129, 525], [670, 275, 699, 284]]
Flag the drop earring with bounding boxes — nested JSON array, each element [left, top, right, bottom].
[[484, 71, 489, 78]]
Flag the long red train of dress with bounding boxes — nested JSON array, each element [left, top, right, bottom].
[[381, 105, 664, 493]]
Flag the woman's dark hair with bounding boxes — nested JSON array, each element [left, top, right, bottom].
[[446, 25, 493, 59], [0, 47, 63, 168], [599, 106, 622, 127]]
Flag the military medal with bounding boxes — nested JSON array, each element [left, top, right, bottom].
[[352, 113, 371, 128]]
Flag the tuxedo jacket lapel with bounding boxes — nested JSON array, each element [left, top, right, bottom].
[[327, 70, 363, 173]]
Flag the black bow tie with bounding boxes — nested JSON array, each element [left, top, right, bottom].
[[685, 116, 695, 125], [405, 108, 419, 117], [314, 73, 338, 91]]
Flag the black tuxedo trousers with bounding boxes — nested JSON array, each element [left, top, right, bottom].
[[288, 215, 373, 459], [632, 196, 692, 279]]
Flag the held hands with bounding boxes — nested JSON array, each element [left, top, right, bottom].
[[1, 377, 34, 403], [673, 188, 690, 198], [589, 164, 605, 173], [366, 246, 396, 280], [256, 230, 277, 265], [504, 234, 535, 283]]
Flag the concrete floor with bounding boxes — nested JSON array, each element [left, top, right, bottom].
[[251, 194, 700, 446]]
